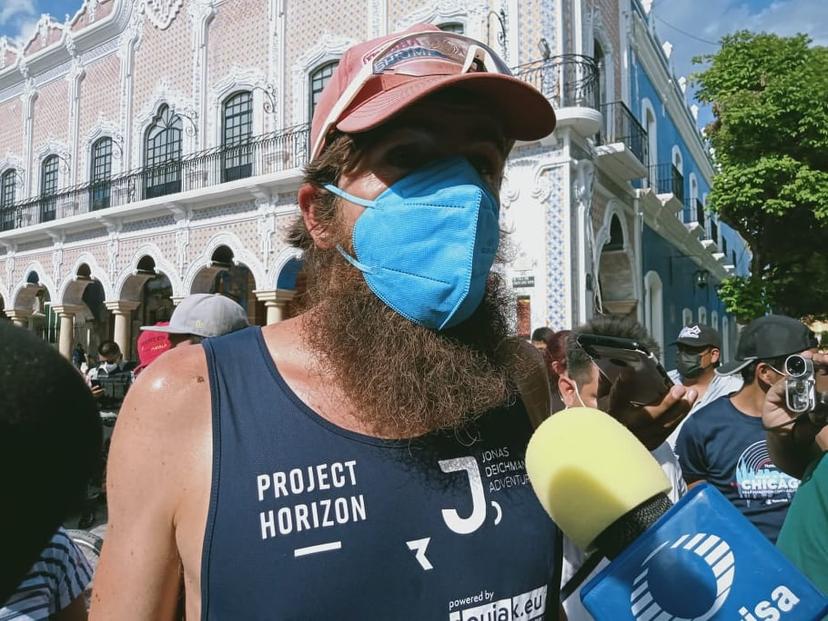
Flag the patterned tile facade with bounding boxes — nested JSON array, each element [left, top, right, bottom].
[[77, 53, 121, 177], [31, 80, 69, 152], [206, 0, 269, 93], [0, 0, 650, 339]]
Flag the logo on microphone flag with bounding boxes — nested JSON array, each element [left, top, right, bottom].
[[631, 533, 734, 620], [581, 484, 828, 621]]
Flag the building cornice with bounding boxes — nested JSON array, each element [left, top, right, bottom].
[[0, 0, 133, 98], [639, 189, 727, 281], [629, 12, 715, 181]]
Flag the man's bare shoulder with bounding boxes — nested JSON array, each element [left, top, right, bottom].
[[116, 344, 212, 445]]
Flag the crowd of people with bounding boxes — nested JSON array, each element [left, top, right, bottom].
[[2, 23, 825, 621]]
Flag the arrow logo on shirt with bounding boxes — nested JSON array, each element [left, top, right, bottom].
[[406, 537, 433, 571]]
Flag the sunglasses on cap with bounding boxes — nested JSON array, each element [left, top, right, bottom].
[[310, 31, 513, 160]]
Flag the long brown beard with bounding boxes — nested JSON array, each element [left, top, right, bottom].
[[300, 248, 514, 438]]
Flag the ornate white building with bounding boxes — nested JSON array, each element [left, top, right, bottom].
[[0, 0, 735, 363]]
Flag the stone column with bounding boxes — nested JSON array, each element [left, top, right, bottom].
[[5, 309, 32, 329], [105, 300, 141, 361], [254, 289, 296, 325], [52, 305, 82, 359]]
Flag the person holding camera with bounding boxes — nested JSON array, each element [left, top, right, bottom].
[[763, 350, 828, 594], [676, 315, 818, 543]]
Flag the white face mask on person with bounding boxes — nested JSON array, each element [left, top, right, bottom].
[[101, 361, 119, 373]]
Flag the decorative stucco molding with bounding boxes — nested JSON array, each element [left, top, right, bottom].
[[141, 0, 185, 31], [290, 33, 357, 126]]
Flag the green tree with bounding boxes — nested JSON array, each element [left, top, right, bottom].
[[693, 32, 828, 320]]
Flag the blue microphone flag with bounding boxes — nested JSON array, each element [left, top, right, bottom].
[[581, 484, 828, 621]]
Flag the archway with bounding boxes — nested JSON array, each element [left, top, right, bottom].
[[644, 271, 664, 356], [60, 263, 109, 363], [190, 245, 264, 325], [31, 286, 57, 344], [117, 255, 175, 360], [596, 215, 637, 317], [11, 271, 57, 341]]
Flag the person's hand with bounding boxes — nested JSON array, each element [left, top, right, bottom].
[[606, 368, 697, 450], [90, 385, 104, 399]]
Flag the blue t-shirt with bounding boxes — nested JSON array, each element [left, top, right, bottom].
[[675, 395, 799, 543]]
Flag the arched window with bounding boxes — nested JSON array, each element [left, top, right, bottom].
[[603, 214, 624, 251], [144, 105, 182, 199], [670, 146, 684, 202], [438, 22, 464, 34], [0, 169, 16, 231], [222, 91, 253, 182], [711, 310, 719, 332], [594, 38, 607, 108], [698, 306, 708, 325], [688, 174, 699, 226], [90, 137, 113, 211], [40, 155, 59, 223], [644, 271, 664, 356], [641, 99, 657, 189], [309, 61, 338, 120], [722, 316, 730, 362], [682, 308, 693, 326]]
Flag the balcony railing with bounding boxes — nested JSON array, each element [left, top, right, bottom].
[[513, 54, 599, 109], [0, 125, 310, 231], [0, 56, 598, 234], [649, 163, 684, 203], [597, 101, 649, 167], [709, 214, 718, 246]]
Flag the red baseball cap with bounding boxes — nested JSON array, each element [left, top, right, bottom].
[[136, 322, 172, 370], [310, 24, 556, 159]]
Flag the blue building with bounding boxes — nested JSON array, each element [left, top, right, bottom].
[[623, 0, 750, 367]]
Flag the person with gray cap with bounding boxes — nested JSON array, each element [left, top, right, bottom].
[[665, 323, 743, 449], [675, 315, 818, 542], [139, 293, 249, 347]]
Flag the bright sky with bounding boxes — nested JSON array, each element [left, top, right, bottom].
[[652, 0, 828, 129], [1, 0, 826, 131]]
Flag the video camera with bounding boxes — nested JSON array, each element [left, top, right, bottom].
[[784, 354, 828, 427]]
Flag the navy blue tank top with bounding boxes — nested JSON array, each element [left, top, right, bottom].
[[201, 327, 558, 620]]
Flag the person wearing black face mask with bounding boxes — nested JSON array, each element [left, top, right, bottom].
[[665, 323, 743, 449], [675, 315, 819, 543]]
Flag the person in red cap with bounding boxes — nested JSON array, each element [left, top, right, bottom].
[[96, 25, 594, 618], [132, 323, 172, 379]]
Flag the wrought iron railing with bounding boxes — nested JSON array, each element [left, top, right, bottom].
[[649, 163, 684, 203], [0, 55, 598, 233], [597, 101, 649, 168], [709, 214, 718, 246], [695, 198, 706, 237], [513, 54, 599, 109], [0, 125, 309, 231]]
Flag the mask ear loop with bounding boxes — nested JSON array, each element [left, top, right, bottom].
[[322, 183, 379, 275]]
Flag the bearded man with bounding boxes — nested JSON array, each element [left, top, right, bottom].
[[93, 25, 564, 620]]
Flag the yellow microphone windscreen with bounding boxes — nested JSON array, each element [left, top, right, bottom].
[[525, 407, 671, 551]]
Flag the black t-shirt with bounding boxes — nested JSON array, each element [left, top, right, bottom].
[[675, 395, 799, 543]]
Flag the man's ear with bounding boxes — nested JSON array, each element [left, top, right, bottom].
[[756, 362, 779, 387], [710, 347, 721, 365], [298, 183, 335, 249], [558, 374, 578, 408]]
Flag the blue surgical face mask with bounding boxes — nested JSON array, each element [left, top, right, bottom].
[[324, 156, 500, 331]]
